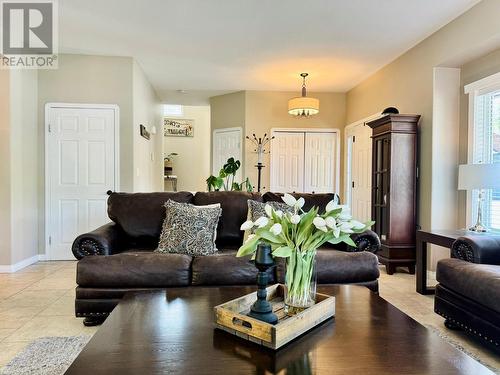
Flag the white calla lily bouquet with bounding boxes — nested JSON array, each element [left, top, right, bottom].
[[237, 193, 374, 312]]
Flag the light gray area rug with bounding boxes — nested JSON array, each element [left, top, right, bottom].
[[1, 336, 91, 375]]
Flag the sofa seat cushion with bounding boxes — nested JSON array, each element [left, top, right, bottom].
[[437, 258, 500, 314], [191, 249, 275, 286], [77, 252, 192, 288], [276, 249, 379, 284]]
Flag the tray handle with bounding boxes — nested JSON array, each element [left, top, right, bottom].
[[232, 316, 253, 330]]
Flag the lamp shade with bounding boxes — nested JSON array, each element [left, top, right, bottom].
[[288, 96, 320, 116], [458, 163, 500, 190]]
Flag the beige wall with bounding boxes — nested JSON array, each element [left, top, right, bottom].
[[164, 106, 211, 191], [0, 70, 12, 266], [210, 90, 346, 196], [132, 61, 163, 192], [245, 91, 346, 195], [10, 70, 39, 264], [210, 91, 246, 174], [458, 47, 500, 227], [0, 70, 39, 268], [38, 54, 134, 191], [346, 0, 500, 232]]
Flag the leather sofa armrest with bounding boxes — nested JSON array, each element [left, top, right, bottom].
[[72, 223, 125, 259], [451, 235, 500, 265], [350, 230, 381, 253], [334, 230, 381, 253]]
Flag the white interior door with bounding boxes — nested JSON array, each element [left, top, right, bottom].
[[346, 123, 372, 222], [304, 132, 338, 193], [212, 127, 242, 181], [46, 105, 117, 260], [270, 132, 305, 193]]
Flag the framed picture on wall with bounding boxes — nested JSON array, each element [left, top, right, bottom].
[[164, 118, 194, 137]]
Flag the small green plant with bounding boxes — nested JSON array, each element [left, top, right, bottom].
[[207, 157, 253, 192]]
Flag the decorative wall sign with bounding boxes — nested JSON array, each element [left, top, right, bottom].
[[140, 124, 150, 140], [164, 118, 194, 137]]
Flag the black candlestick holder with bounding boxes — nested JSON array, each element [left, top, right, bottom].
[[248, 244, 278, 324]]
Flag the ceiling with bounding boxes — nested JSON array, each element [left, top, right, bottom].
[[59, 0, 480, 104]]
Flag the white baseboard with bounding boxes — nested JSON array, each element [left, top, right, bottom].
[[427, 270, 437, 280], [0, 255, 42, 273]]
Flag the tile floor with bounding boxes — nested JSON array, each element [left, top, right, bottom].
[[0, 261, 498, 371]]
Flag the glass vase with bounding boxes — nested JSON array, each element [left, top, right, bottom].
[[284, 249, 317, 315]]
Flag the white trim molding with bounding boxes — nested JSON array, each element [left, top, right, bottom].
[[0, 255, 42, 273], [464, 71, 500, 95]]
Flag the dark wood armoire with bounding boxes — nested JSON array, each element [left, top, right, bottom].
[[367, 114, 420, 275]]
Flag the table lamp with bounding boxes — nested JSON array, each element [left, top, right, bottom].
[[458, 163, 500, 232]]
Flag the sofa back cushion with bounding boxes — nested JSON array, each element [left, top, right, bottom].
[[193, 191, 262, 247], [108, 192, 194, 240], [263, 192, 338, 213]]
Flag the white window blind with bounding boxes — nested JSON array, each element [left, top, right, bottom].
[[472, 89, 500, 230]]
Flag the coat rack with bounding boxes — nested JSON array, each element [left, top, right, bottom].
[[246, 133, 274, 192]]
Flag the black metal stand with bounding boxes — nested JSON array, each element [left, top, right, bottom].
[[246, 134, 274, 193], [248, 244, 278, 325], [256, 163, 264, 193]]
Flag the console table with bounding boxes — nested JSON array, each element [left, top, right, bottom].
[[416, 229, 487, 295]]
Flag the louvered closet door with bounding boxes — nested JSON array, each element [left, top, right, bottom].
[[304, 132, 337, 193], [270, 132, 305, 193]]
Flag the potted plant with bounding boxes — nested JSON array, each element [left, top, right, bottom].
[[206, 157, 253, 192], [237, 193, 373, 314]]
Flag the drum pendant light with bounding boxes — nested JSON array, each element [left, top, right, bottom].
[[288, 73, 319, 117]]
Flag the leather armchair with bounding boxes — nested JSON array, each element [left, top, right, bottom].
[[434, 235, 500, 350]]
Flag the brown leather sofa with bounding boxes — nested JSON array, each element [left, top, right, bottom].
[[73, 191, 381, 326], [434, 235, 500, 350]]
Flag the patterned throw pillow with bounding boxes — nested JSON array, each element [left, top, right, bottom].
[[243, 200, 293, 242], [156, 200, 222, 256], [247, 200, 292, 222]]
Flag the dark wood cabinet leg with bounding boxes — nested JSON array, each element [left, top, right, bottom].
[[408, 264, 415, 274], [385, 264, 395, 275]]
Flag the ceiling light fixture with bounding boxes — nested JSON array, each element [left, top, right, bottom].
[[288, 73, 319, 117]]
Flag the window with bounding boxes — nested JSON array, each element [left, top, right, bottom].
[[466, 73, 500, 231], [163, 104, 183, 117]]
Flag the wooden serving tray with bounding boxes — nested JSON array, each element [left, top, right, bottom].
[[214, 284, 335, 349]]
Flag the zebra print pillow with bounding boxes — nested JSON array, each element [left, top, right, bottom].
[[156, 200, 222, 256]]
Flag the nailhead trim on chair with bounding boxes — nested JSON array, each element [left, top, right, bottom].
[[452, 242, 475, 262], [353, 236, 378, 253], [74, 238, 105, 259], [435, 308, 499, 346], [76, 312, 110, 317]]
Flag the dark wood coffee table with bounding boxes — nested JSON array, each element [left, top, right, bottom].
[[66, 286, 493, 374]]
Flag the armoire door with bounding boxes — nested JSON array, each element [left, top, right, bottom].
[[304, 132, 338, 193], [270, 132, 305, 193]]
